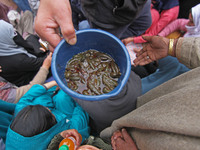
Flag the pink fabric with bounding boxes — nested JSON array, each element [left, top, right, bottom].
[[126, 42, 143, 65], [134, 6, 179, 43], [158, 19, 189, 37]]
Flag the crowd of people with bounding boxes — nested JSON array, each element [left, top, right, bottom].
[[0, 0, 200, 150]]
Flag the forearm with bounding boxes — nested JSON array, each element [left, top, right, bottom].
[[15, 67, 49, 102], [175, 37, 200, 69]]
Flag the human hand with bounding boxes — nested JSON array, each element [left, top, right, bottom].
[[122, 37, 134, 45], [0, 66, 2, 72], [133, 36, 169, 66], [43, 80, 58, 89], [77, 145, 101, 150], [60, 129, 82, 147], [35, 0, 77, 52], [111, 128, 137, 150], [39, 47, 47, 52], [42, 52, 52, 69]]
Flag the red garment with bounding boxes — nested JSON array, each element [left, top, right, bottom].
[[134, 6, 179, 43]]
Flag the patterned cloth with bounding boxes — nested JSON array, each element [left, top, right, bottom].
[[126, 42, 142, 65], [0, 77, 17, 103]]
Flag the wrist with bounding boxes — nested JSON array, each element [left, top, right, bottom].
[[168, 39, 177, 57], [42, 65, 50, 70], [42, 84, 48, 90]]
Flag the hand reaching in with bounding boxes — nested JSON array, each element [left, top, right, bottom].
[[134, 36, 170, 66], [42, 52, 52, 70], [60, 129, 82, 147]]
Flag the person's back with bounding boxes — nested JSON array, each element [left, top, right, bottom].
[[0, 20, 45, 86], [5, 82, 90, 150]]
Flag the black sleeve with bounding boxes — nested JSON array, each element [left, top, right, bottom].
[[13, 31, 35, 53]]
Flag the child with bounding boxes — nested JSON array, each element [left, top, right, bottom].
[[0, 20, 48, 86], [0, 52, 52, 103], [158, 3, 200, 38], [122, 0, 180, 45], [5, 81, 90, 150]]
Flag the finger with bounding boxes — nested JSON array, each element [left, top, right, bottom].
[[134, 51, 151, 66], [121, 129, 138, 149], [133, 48, 141, 53], [112, 130, 122, 140], [115, 137, 125, 148], [48, 52, 53, 57], [35, 17, 62, 50], [56, 1, 77, 45], [60, 25, 77, 45], [111, 137, 117, 150], [134, 50, 147, 64], [39, 47, 46, 52], [77, 145, 101, 150], [121, 129, 133, 143], [48, 44, 55, 52], [63, 129, 82, 145], [135, 56, 152, 66], [121, 39, 125, 45], [142, 36, 152, 42]]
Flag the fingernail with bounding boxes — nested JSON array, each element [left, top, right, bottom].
[[68, 37, 77, 45]]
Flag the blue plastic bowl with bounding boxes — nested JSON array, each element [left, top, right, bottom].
[[52, 29, 131, 101]]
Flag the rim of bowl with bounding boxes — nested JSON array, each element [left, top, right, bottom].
[[52, 29, 131, 101]]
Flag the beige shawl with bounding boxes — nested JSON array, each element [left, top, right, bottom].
[[100, 37, 200, 150]]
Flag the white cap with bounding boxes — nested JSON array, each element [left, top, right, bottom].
[[7, 10, 21, 21]]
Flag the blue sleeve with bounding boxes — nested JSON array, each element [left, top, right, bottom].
[[53, 90, 76, 117], [68, 104, 90, 141], [0, 100, 16, 114], [15, 85, 56, 115]]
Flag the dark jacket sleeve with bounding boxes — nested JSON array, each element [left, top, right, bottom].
[[13, 31, 35, 53]]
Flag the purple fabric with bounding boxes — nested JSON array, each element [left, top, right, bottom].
[[0, 2, 11, 22]]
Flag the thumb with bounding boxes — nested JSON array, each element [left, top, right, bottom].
[[61, 25, 77, 45], [142, 36, 152, 42]]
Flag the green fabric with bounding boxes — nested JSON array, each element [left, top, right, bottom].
[[84, 136, 112, 150], [47, 134, 64, 150]]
